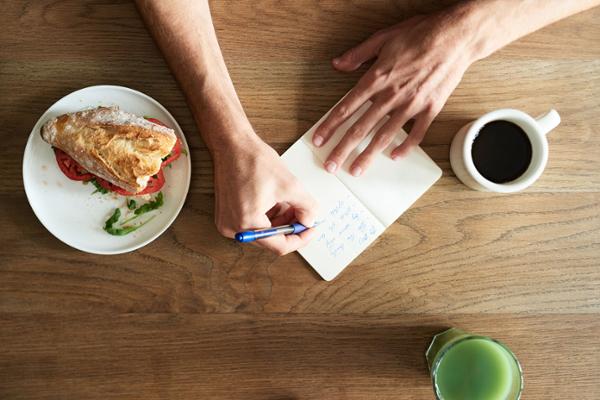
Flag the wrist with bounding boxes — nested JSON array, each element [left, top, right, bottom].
[[209, 123, 266, 165], [206, 124, 261, 162], [189, 82, 261, 156], [440, 1, 501, 64]]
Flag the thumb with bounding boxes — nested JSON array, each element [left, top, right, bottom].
[[333, 30, 389, 72]]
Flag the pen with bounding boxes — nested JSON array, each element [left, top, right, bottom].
[[235, 222, 309, 243]]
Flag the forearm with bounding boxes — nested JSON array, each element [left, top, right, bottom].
[[135, 0, 255, 153], [448, 0, 600, 62]]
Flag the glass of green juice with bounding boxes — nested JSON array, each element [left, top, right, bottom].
[[426, 328, 523, 400]]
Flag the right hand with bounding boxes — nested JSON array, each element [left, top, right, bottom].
[[212, 133, 319, 255]]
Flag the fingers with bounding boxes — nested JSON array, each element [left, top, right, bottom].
[[266, 203, 285, 219], [349, 108, 412, 174], [257, 183, 319, 255], [234, 201, 317, 256], [257, 198, 318, 255], [391, 108, 438, 159], [312, 74, 379, 149], [314, 95, 438, 175], [267, 202, 293, 222], [258, 207, 314, 256], [323, 100, 392, 175], [332, 30, 391, 72], [269, 206, 296, 227], [256, 228, 317, 256], [285, 187, 319, 228]]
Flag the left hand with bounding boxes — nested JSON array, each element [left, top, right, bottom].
[[312, 12, 476, 176]]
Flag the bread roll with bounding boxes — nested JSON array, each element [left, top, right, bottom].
[[41, 106, 176, 193]]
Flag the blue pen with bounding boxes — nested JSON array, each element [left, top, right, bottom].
[[235, 222, 309, 243]]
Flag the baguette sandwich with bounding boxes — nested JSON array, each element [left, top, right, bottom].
[[41, 106, 180, 195]]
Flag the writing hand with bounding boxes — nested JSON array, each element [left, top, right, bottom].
[[213, 133, 319, 255]]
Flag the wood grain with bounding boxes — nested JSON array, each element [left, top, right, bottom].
[[1, 0, 599, 399], [2, 189, 599, 314], [1, 314, 599, 400]]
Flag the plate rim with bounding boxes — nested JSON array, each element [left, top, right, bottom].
[[22, 84, 192, 255]]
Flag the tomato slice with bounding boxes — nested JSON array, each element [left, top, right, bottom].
[[54, 148, 94, 181], [145, 117, 167, 127], [136, 169, 165, 195], [162, 137, 182, 167], [94, 169, 165, 196]]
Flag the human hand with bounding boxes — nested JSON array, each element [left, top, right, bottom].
[[213, 133, 319, 255], [313, 12, 476, 176]]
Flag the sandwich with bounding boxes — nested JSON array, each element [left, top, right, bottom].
[[41, 106, 182, 195]]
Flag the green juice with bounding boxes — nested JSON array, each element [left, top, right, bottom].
[[426, 329, 523, 400], [435, 338, 514, 400]]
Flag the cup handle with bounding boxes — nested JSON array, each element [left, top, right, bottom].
[[535, 109, 561, 135]]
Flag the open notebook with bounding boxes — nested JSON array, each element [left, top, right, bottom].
[[281, 100, 442, 280]]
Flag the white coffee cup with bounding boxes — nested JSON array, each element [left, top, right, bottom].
[[449, 108, 560, 193]]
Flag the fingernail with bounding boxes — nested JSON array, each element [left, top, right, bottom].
[[392, 154, 401, 161], [332, 57, 341, 65], [351, 166, 362, 177], [313, 135, 323, 147], [325, 161, 337, 173]]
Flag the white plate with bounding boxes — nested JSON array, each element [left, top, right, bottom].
[[22, 85, 192, 254]]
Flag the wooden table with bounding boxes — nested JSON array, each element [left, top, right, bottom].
[[1, 1, 599, 399]]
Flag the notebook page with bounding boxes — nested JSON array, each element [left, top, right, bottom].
[[281, 140, 385, 281], [300, 101, 442, 227]]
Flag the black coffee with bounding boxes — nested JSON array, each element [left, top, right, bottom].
[[471, 120, 532, 183]]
